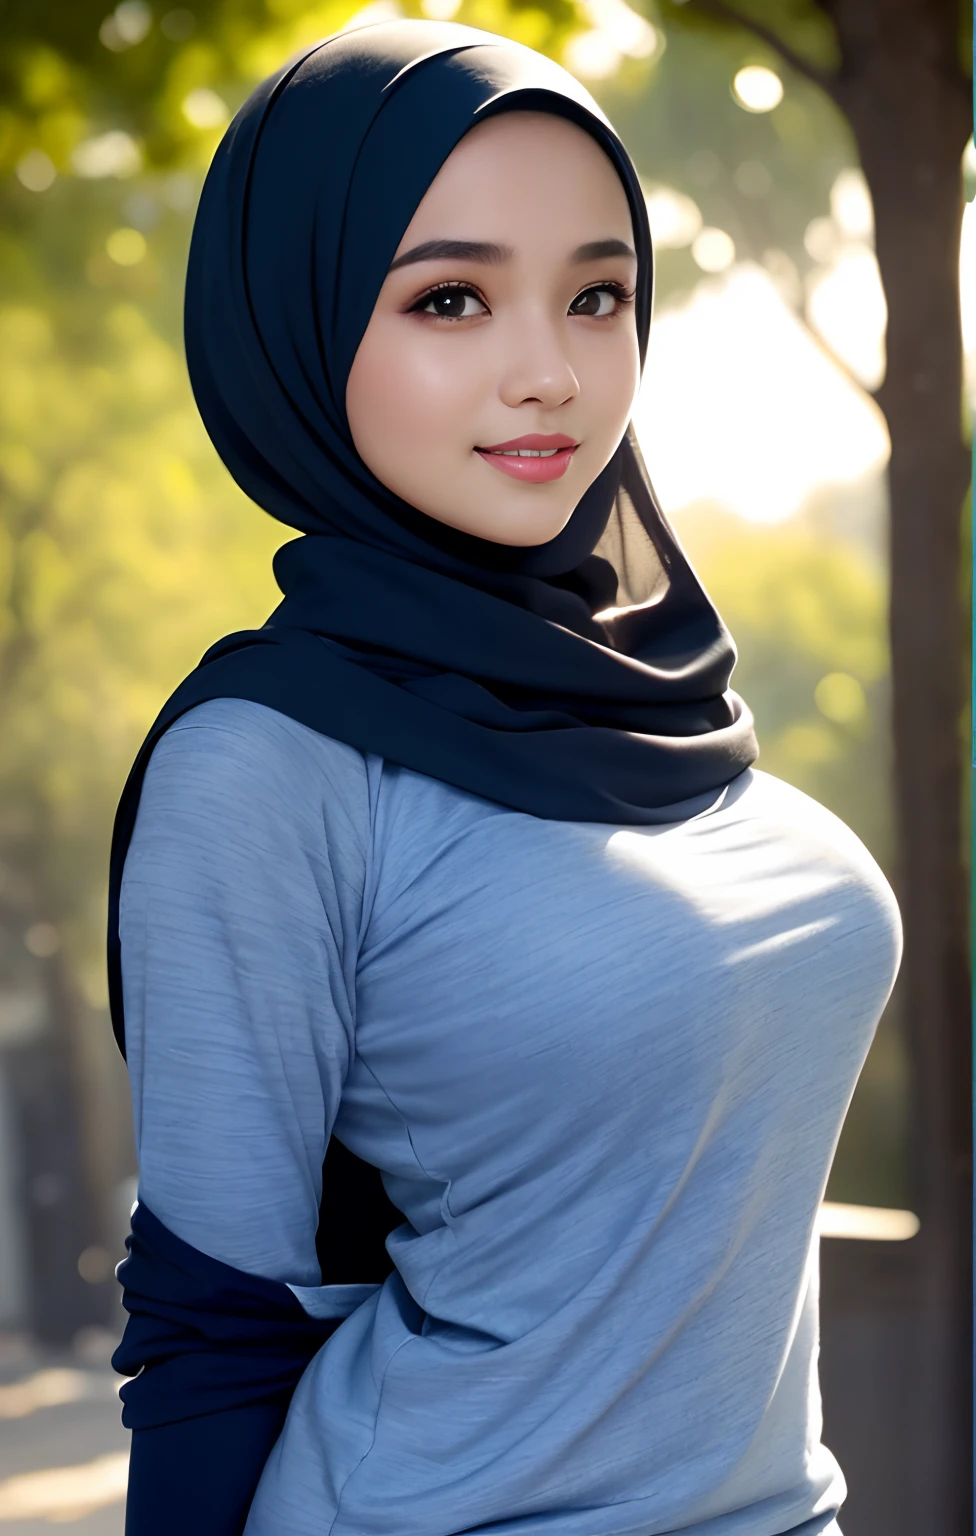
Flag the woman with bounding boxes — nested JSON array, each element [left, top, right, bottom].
[[109, 20, 903, 1536]]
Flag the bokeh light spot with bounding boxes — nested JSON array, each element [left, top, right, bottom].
[[77, 1245, 114, 1283], [99, 1, 152, 51], [15, 151, 56, 192], [691, 227, 735, 273], [106, 227, 148, 266], [25, 922, 60, 957], [815, 672, 867, 725], [644, 185, 702, 249], [732, 65, 784, 113], [72, 129, 142, 180], [181, 87, 230, 130]]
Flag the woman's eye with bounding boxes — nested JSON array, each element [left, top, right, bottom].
[[416, 285, 487, 320], [569, 285, 624, 318]]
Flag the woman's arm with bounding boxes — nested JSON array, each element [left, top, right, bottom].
[[116, 699, 370, 1534], [116, 1201, 342, 1535], [126, 1398, 296, 1536]]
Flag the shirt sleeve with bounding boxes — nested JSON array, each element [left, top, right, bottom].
[[116, 699, 371, 1535], [120, 696, 370, 1287]]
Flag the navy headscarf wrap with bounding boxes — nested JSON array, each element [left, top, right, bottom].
[[110, 23, 759, 1523]]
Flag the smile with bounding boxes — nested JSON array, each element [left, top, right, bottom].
[[474, 434, 578, 484]]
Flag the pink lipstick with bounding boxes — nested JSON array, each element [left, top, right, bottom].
[[475, 433, 578, 484]]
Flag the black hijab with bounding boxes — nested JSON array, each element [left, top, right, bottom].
[[108, 19, 758, 1057]]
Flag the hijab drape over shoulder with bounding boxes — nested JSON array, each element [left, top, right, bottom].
[[109, 19, 759, 1054]]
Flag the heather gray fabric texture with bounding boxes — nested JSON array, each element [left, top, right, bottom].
[[120, 697, 902, 1536]]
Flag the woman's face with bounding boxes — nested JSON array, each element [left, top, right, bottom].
[[345, 110, 641, 546]]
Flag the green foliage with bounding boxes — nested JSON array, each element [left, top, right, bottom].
[[657, 0, 841, 73], [0, 293, 282, 1000], [677, 504, 892, 860], [0, 0, 587, 186]]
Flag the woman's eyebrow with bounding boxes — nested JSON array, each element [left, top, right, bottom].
[[572, 238, 636, 262], [387, 236, 636, 272], [388, 239, 512, 271]]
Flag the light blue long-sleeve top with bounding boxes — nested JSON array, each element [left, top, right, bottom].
[[120, 697, 902, 1536]]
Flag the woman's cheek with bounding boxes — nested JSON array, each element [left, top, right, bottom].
[[368, 348, 442, 459], [581, 334, 637, 428], [408, 336, 483, 418]]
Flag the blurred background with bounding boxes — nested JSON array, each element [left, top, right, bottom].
[[0, 0, 971, 1531]]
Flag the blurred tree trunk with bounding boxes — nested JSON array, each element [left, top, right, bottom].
[[0, 612, 113, 1341], [7, 1015, 106, 1343], [815, 5, 972, 1528], [0, 889, 108, 1343], [674, 0, 972, 1524]]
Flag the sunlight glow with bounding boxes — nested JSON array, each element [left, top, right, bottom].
[[800, 170, 886, 389], [0, 1369, 87, 1421], [806, 244, 887, 391], [830, 168, 874, 241], [817, 1202, 919, 1241], [564, 30, 622, 79], [342, 0, 404, 27], [633, 264, 890, 523], [565, 0, 662, 79], [583, 0, 661, 58], [803, 215, 841, 265], [0, 1452, 128, 1522], [961, 196, 976, 407], [643, 185, 702, 249], [72, 130, 143, 179]]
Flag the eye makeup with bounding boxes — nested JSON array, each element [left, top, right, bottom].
[[406, 278, 637, 323], [408, 280, 489, 321]]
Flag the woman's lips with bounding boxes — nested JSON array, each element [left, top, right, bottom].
[[474, 434, 579, 484]]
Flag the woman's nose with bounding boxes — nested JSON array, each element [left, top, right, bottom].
[[497, 315, 580, 411]]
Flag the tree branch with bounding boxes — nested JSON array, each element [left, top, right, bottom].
[[673, 0, 843, 104], [803, 313, 880, 402]]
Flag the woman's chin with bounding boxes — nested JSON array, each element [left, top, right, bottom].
[[408, 481, 574, 546], [465, 506, 574, 546]]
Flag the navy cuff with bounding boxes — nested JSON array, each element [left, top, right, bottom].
[[113, 1201, 340, 1429]]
